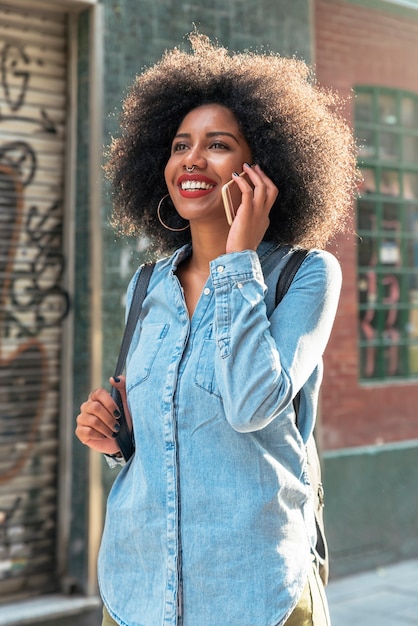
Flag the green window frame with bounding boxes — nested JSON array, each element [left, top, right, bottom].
[[355, 86, 418, 381]]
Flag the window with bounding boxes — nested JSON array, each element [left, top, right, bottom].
[[355, 87, 418, 381]]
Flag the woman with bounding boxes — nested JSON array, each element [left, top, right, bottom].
[[76, 33, 357, 626]]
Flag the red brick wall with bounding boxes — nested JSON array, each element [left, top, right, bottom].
[[315, 0, 418, 449]]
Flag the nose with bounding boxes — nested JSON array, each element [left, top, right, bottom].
[[183, 147, 207, 170]]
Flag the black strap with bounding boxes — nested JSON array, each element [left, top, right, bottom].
[[112, 263, 155, 461], [275, 248, 308, 428], [113, 263, 155, 379], [275, 249, 309, 306]]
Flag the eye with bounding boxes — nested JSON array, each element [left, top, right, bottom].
[[172, 142, 189, 153], [210, 141, 229, 150]]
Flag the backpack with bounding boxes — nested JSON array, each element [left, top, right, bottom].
[[274, 249, 329, 585]]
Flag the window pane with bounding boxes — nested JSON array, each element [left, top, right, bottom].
[[378, 93, 397, 125], [379, 241, 400, 265], [403, 135, 418, 163], [359, 168, 376, 194], [357, 129, 377, 158], [357, 201, 377, 267], [406, 240, 418, 270], [406, 205, 418, 268], [401, 96, 418, 128], [380, 202, 401, 265], [409, 344, 418, 375], [408, 292, 418, 374], [381, 270, 402, 377], [357, 200, 377, 232], [404, 173, 418, 200], [355, 91, 374, 123], [380, 170, 400, 196], [379, 131, 399, 161], [382, 202, 400, 223], [406, 204, 418, 237]]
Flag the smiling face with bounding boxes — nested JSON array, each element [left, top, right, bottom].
[[164, 104, 252, 225]]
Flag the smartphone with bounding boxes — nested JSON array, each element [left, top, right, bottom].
[[221, 171, 254, 225]]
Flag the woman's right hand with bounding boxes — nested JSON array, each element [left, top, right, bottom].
[[75, 376, 131, 455]]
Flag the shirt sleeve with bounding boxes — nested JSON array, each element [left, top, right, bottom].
[[209, 248, 342, 433]]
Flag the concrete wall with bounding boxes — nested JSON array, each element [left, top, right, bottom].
[[324, 440, 418, 578]]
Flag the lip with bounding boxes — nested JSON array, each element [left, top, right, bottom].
[[177, 173, 217, 199]]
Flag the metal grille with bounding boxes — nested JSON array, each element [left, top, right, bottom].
[[0, 2, 68, 600]]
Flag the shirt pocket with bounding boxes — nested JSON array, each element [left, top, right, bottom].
[[194, 324, 221, 398], [127, 322, 169, 390]]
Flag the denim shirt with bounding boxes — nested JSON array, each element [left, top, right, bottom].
[[98, 241, 342, 626]]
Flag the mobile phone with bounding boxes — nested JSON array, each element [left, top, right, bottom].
[[221, 171, 253, 225]]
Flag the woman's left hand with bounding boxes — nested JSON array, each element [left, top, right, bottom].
[[225, 163, 278, 254]]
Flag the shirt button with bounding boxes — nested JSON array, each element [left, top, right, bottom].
[[217, 265, 225, 273], [203, 287, 210, 295]]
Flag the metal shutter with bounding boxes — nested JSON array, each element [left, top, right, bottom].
[[0, 2, 68, 600]]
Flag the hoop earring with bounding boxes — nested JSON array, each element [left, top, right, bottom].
[[157, 194, 190, 232]]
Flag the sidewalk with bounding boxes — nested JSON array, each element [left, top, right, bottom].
[[327, 558, 418, 625]]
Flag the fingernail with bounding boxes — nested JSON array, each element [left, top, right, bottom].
[[113, 423, 121, 433], [113, 376, 121, 383], [113, 409, 121, 418], [232, 171, 240, 177]]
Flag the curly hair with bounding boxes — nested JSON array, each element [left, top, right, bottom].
[[105, 32, 358, 252]]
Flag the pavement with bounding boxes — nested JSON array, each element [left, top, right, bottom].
[[326, 558, 418, 625]]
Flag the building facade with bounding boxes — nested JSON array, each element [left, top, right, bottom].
[[0, 0, 416, 623], [315, 0, 418, 578]]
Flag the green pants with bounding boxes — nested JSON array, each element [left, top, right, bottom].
[[285, 559, 331, 626], [102, 561, 331, 626]]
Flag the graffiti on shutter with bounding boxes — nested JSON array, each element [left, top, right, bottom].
[[0, 4, 69, 599]]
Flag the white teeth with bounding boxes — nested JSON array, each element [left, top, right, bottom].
[[181, 181, 214, 190]]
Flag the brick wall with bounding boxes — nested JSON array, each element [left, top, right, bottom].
[[316, 0, 418, 449]]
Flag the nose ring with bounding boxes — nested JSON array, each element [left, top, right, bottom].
[[185, 165, 195, 173]]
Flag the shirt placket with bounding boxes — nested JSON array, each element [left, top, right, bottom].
[[161, 278, 188, 624], [162, 270, 213, 624]]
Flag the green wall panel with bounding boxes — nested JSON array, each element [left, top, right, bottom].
[[323, 441, 418, 578]]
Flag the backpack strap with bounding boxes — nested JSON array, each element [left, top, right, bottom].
[[274, 248, 308, 428], [275, 248, 309, 306], [112, 262, 155, 461]]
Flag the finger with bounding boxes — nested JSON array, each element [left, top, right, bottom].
[[241, 162, 277, 196], [89, 386, 123, 421], [76, 405, 119, 441], [230, 166, 268, 220], [244, 164, 276, 202], [254, 161, 278, 187], [78, 389, 121, 436], [75, 421, 121, 455], [110, 375, 133, 432]]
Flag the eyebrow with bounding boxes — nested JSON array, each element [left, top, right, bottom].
[[173, 131, 241, 144]]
